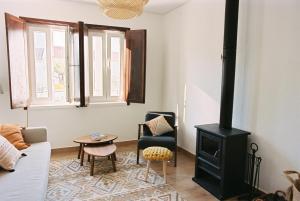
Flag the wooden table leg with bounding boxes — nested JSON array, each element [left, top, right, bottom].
[[80, 144, 85, 166], [163, 160, 167, 184], [78, 144, 82, 159], [90, 156, 95, 176], [145, 160, 151, 181], [111, 153, 116, 172], [113, 152, 117, 161]]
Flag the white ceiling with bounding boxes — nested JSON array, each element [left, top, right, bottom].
[[64, 0, 189, 14]]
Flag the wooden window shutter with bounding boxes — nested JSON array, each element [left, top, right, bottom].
[[69, 24, 80, 105], [5, 13, 29, 109], [78, 21, 88, 107], [125, 30, 147, 104]]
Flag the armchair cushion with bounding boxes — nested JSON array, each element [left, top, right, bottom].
[[144, 112, 176, 136], [145, 115, 174, 136], [138, 136, 176, 151], [145, 112, 175, 126]]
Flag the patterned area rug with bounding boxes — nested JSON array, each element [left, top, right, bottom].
[[47, 152, 186, 201]]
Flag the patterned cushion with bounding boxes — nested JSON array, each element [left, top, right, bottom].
[[143, 146, 173, 161], [0, 124, 29, 150], [0, 135, 22, 171], [145, 116, 174, 136]]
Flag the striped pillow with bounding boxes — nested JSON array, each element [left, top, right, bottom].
[[145, 115, 174, 136], [0, 135, 22, 171]]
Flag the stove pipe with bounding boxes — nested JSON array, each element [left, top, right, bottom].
[[219, 0, 240, 129]]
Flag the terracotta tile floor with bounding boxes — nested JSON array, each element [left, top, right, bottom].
[[51, 142, 239, 201]]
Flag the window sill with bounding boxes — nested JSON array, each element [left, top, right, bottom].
[[88, 101, 127, 107], [28, 101, 127, 110], [28, 103, 78, 110]]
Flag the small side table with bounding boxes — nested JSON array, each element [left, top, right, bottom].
[[84, 144, 117, 176], [73, 134, 118, 166]]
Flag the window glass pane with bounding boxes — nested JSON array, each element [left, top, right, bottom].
[[84, 35, 90, 97], [92, 36, 104, 97], [71, 33, 80, 101], [33, 31, 48, 98], [110, 37, 121, 97], [74, 66, 80, 100], [52, 30, 66, 102]]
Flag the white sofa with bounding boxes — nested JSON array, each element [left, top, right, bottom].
[[0, 127, 51, 201]]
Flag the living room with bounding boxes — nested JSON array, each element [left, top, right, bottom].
[[0, 0, 299, 201]]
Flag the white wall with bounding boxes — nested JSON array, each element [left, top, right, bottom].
[[163, 0, 300, 193], [163, 0, 225, 158], [1, 0, 300, 194], [0, 0, 164, 148], [237, 0, 300, 193]]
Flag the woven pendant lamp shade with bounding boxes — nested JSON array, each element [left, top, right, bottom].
[[98, 0, 149, 19]]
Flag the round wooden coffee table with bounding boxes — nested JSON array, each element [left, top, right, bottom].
[[74, 134, 118, 166], [84, 144, 117, 176]]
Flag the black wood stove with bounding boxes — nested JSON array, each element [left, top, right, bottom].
[[193, 124, 250, 200], [192, 0, 251, 200]]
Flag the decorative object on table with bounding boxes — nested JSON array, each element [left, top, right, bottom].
[[137, 111, 177, 167], [90, 132, 105, 141], [97, 0, 149, 20], [284, 170, 300, 201], [143, 146, 173, 184], [84, 144, 117, 176], [73, 134, 118, 166], [47, 152, 185, 201], [238, 143, 263, 200]]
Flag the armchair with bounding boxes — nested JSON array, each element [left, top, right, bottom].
[[137, 112, 177, 167]]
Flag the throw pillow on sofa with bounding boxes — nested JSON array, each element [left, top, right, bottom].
[[0, 135, 23, 171], [145, 115, 174, 136], [0, 124, 29, 150]]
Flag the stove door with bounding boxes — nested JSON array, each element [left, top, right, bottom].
[[199, 132, 222, 167]]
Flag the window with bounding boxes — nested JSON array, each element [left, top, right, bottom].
[[27, 26, 125, 105], [88, 30, 125, 102], [5, 13, 146, 109], [27, 24, 69, 105]]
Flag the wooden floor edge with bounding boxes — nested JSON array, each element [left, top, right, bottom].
[[177, 146, 195, 158], [52, 140, 195, 159], [51, 140, 138, 154]]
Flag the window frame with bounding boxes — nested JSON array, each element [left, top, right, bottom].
[[88, 29, 125, 103], [107, 32, 125, 101], [5, 13, 146, 109], [51, 27, 70, 104], [27, 23, 70, 105], [88, 30, 107, 102]]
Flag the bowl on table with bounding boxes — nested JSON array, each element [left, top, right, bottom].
[[90, 132, 105, 141]]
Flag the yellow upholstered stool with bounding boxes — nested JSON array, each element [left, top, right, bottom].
[[143, 146, 173, 183]]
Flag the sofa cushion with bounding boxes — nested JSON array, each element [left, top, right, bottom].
[[0, 142, 51, 201], [0, 135, 23, 171], [0, 124, 29, 150]]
